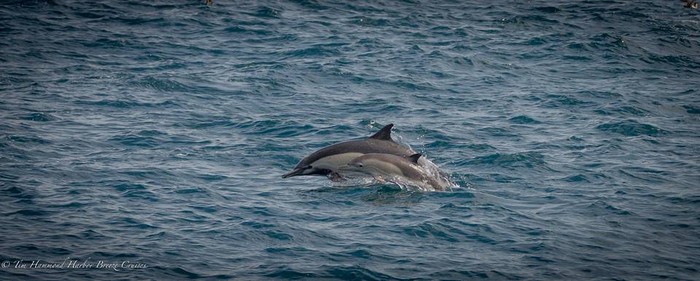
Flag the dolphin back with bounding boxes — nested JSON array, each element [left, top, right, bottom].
[[291, 123, 410, 170]]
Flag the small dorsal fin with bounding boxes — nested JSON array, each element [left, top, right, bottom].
[[407, 153, 422, 163], [369, 123, 394, 141]]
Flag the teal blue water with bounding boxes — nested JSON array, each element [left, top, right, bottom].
[[1, 0, 699, 280]]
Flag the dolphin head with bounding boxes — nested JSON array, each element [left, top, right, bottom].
[[283, 150, 365, 179]]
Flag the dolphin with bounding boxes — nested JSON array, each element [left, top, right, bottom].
[[282, 124, 415, 180], [339, 153, 450, 191]]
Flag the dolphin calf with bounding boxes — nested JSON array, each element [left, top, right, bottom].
[[282, 124, 415, 180], [339, 153, 450, 191]]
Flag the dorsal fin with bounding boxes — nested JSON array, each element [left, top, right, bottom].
[[407, 153, 422, 163], [369, 123, 394, 141]]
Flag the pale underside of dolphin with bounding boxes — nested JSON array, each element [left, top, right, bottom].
[[282, 124, 415, 180], [339, 153, 451, 191]]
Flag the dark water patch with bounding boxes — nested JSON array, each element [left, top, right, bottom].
[[289, 0, 330, 10], [617, 166, 673, 184], [114, 182, 147, 192], [577, 89, 624, 100], [584, 200, 633, 216], [285, 46, 342, 58], [90, 251, 141, 260], [543, 94, 589, 107], [466, 143, 497, 151], [596, 120, 668, 136], [250, 6, 281, 18], [113, 182, 159, 202], [136, 129, 166, 137], [594, 105, 648, 116], [110, 217, 157, 229], [562, 174, 590, 183], [509, 115, 541, 124], [108, 130, 169, 147], [194, 173, 228, 182], [233, 119, 280, 131], [666, 196, 700, 206], [589, 32, 627, 51], [5, 134, 52, 145], [47, 201, 88, 209], [525, 36, 548, 46], [1, 184, 24, 194], [241, 220, 276, 229], [567, 42, 588, 51], [130, 76, 195, 93], [0, 270, 37, 280], [163, 266, 205, 279], [18, 112, 56, 122], [350, 16, 391, 28], [438, 201, 473, 214], [263, 230, 293, 241], [322, 265, 396, 280], [1, 183, 37, 203], [188, 118, 237, 129], [108, 135, 159, 147], [683, 105, 700, 114], [264, 246, 316, 257], [190, 204, 219, 214], [344, 249, 373, 259], [6, 209, 49, 217], [79, 229, 110, 240], [225, 25, 273, 36], [408, 219, 484, 243], [424, 140, 453, 149], [240, 206, 277, 217], [645, 54, 700, 69], [499, 14, 559, 27], [173, 186, 208, 196], [562, 54, 592, 62], [121, 167, 174, 179], [532, 6, 561, 13], [80, 37, 126, 48], [262, 266, 314, 279], [120, 15, 167, 27]]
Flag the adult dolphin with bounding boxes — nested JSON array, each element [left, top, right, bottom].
[[339, 153, 450, 191], [282, 124, 415, 180]]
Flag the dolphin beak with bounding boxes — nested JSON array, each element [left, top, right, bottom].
[[282, 168, 304, 178]]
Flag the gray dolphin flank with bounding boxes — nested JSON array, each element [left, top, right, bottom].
[[340, 153, 449, 191], [282, 124, 415, 179]]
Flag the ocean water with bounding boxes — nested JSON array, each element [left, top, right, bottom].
[[1, 0, 699, 279]]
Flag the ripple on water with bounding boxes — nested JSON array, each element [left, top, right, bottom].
[[108, 132, 163, 147], [471, 152, 547, 169], [596, 120, 668, 136], [113, 182, 159, 202], [509, 115, 541, 124], [18, 112, 57, 122], [683, 105, 700, 114]]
